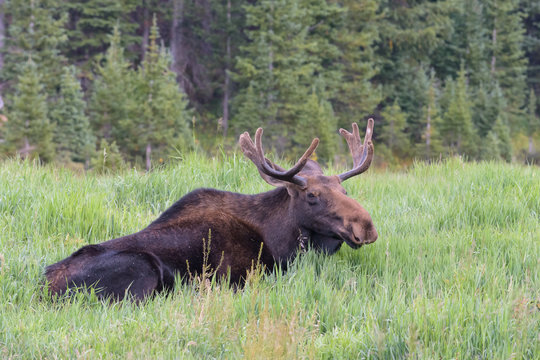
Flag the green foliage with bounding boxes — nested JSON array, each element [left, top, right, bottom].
[[89, 26, 135, 147], [526, 88, 540, 155], [416, 74, 444, 160], [332, 0, 381, 127], [2, 0, 67, 93], [64, 0, 139, 67], [379, 99, 410, 160], [5, 59, 54, 162], [51, 66, 95, 164], [129, 15, 192, 170], [0, 0, 538, 165], [233, 0, 341, 156], [90, 138, 124, 174], [440, 66, 478, 157], [0, 158, 538, 358], [484, 0, 528, 117], [293, 92, 336, 162]]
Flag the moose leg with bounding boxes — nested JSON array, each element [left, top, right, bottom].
[[45, 245, 174, 301]]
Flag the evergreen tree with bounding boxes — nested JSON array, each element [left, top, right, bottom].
[[6, 59, 54, 161], [479, 130, 502, 160], [51, 66, 95, 165], [440, 66, 477, 157], [2, 0, 67, 93], [89, 26, 135, 150], [233, 0, 341, 157], [333, 0, 381, 129], [492, 116, 512, 161], [131, 15, 191, 170], [416, 73, 444, 160], [472, 81, 506, 137], [526, 87, 539, 155], [375, 0, 455, 142], [90, 138, 124, 174], [293, 91, 336, 163], [379, 99, 410, 160], [521, 0, 540, 91], [64, 0, 139, 68], [484, 0, 527, 127]]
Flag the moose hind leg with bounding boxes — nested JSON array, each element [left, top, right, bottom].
[[46, 246, 174, 301]]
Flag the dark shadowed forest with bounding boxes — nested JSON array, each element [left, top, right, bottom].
[[0, 0, 539, 171]]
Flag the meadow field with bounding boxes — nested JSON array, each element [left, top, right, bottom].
[[0, 155, 538, 359]]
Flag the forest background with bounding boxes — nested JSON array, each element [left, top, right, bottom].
[[0, 0, 539, 171]]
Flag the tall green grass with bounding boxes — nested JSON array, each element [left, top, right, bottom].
[[0, 155, 538, 359]]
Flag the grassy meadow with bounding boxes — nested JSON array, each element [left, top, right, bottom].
[[0, 155, 539, 359]]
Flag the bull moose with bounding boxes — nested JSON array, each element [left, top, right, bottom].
[[45, 119, 377, 300]]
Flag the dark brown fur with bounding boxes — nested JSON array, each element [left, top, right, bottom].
[[45, 122, 378, 301]]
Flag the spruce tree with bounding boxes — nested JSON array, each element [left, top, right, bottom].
[[131, 15, 191, 170], [64, 0, 139, 67], [2, 0, 67, 94], [484, 0, 527, 127], [526, 88, 539, 155], [89, 26, 135, 150], [333, 0, 381, 129], [90, 138, 124, 174], [379, 100, 410, 160], [293, 91, 336, 163], [416, 74, 444, 160], [440, 66, 477, 157], [6, 59, 54, 161], [51, 66, 95, 165], [233, 0, 341, 157], [492, 116, 512, 161]]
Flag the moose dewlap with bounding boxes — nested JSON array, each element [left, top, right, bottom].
[[45, 119, 377, 301]]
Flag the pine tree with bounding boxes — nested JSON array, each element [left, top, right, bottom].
[[416, 73, 444, 160], [379, 100, 410, 160], [526, 88, 539, 155], [51, 66, 95, 165], [333, 0, 381, 129], [2, 0, 67, 94], [233, 0, 341, 157], [472, 80, 506, 137], [492, 116, 512, 161], [89, 26, 135, 151], [293, 91, 336, 163], [440, 65, 477, 157], [90, 138, 124, 174], [131, 15, 191, 170], [64, 0, 139, 68], [6, 59, 54, 161], [484, 0, 527, 128]]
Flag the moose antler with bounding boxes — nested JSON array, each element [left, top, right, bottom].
[[338, 118, 374, 182], [239, 128, 319, 187]]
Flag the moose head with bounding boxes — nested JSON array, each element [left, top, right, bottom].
[[239, 119, 377, 255]]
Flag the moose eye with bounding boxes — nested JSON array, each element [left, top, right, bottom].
[[307, 192, 317, 199]]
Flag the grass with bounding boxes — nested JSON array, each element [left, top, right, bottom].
[[0, 154, 538, 359]]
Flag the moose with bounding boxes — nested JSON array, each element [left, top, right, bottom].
[[45, 119, 377, 300]]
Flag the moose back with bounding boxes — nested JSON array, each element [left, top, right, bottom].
[[45, 120, 378, 300]]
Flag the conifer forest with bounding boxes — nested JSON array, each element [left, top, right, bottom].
[[0, 0, 539, 170]]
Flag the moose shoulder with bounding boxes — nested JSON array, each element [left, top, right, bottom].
[[45, 120, 378, 301]]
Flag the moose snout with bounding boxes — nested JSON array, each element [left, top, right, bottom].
[[349, 220, 378, 247]]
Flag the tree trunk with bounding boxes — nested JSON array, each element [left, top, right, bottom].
[[222, 0, 231, 137], [529, 135, 535, 155], [146, 143, 152, 171]]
